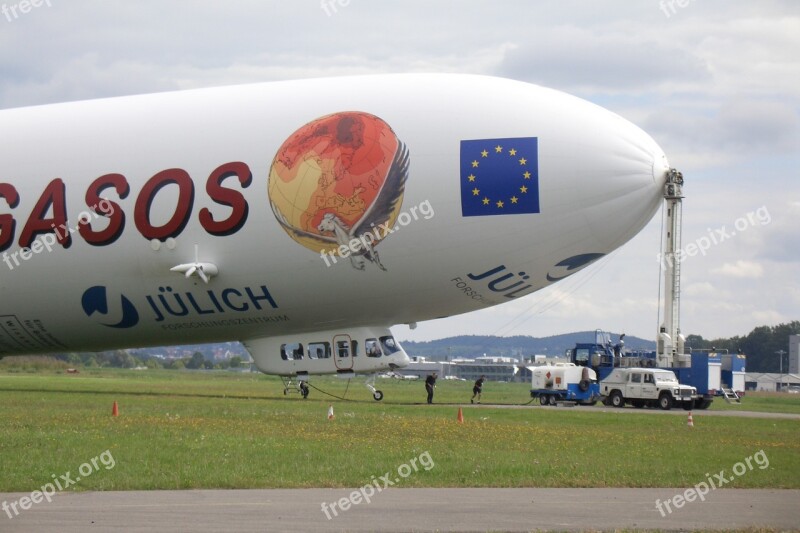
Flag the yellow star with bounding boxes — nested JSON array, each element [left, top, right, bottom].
[[471, 160, 479, 168], [518, 157, 527, 165], [508, 148, 517, 156], [472, 188, 480, 196], [495, 145, 503, 153], [481, 150, 488, 158], [482, 197, 490, 205], [496, 200, 504, 208], [510, 196, 518, 204], [520, 185, 528, 193], [468, 174, 476, 182], [523, 171, 531, 179]]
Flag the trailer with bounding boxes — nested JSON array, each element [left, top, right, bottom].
[[530, 363, 601, 406]]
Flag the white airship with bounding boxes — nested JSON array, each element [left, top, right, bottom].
[[0, 74, 669, 399]]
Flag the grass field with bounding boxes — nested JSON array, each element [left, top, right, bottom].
[[1, 369, 798, 493]]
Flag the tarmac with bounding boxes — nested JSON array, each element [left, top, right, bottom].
[[2, 487, 799, 532]]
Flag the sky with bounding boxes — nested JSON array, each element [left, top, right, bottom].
[[1, 0, 797, 345]]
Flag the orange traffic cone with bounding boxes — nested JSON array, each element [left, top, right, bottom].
[[112, 401, 119, 417], [687, 411, 694, 428], [457, 407, 464, 424], [328, 405, 335, 420]]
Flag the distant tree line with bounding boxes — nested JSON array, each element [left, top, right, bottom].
[[13, 350, 245, 370], [685, 321, 799, 373]]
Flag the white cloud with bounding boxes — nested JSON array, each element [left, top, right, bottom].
[[496, 25, 711, 93], [752, 310, 787, 324], [711, 260, 765, 278], [758, 201, 800, 263], [684, 282, 720, 297]]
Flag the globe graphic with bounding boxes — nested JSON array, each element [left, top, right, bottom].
[[268, 111, 405, 254]]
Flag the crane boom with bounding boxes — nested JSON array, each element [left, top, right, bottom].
[[657, 168, 685, 367]]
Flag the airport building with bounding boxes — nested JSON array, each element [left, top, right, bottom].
[[449, 357, 525, 382], [746, 334, 800, 391], [399, 356, 527, 382], [744, 372, 800, 392], [400, 354, 800, 393], [399, 357, 450, 380], [396, 355, 570, 383]]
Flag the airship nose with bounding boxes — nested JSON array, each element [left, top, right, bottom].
[[617, 128, 670, 243], [563, 109, 669, 252]]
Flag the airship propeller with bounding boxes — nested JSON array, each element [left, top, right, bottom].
[[170, 244, 219, 284]]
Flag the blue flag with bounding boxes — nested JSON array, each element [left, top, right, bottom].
[[460, 137, 540, 217]]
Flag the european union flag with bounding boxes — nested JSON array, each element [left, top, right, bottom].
[[460, 137, 540, 217]]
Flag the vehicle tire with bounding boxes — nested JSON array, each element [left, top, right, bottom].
[[578, 379, 590, 392], [373, 390, 384, 401], [658, 392, 673, 410], [696, 398, 712, 410], [548, 395, 558, 406], [610, 390, 624, 408], [539, 395, 548, 406]]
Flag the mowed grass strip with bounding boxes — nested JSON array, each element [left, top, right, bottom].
[[3, 368, 800, 412], [0, 371, 798, 492]]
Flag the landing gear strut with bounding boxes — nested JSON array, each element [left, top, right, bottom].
[[281, 376, 309, 398], [364, 374, 384, 401]]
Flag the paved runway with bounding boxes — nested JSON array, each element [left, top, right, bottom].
[[2, 488, 798, 532], [517, 404, 800, 419]]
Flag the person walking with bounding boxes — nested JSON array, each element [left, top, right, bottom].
[[471, 375, 485, 404], [425, 372, 437, 404], [299, 380, 309, 399]]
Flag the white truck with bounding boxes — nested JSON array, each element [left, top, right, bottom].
[[599, 368, 699, 410]]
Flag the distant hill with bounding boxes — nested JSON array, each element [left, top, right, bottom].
[[132, 342, 249, 360], [398, 331, 655, 360], [130, 332, 655, 362]]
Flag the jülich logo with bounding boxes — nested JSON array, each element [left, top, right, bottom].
[[81, 286, 140, 329], [467, 265, 533, 299], [145, 285, 277, 322]]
